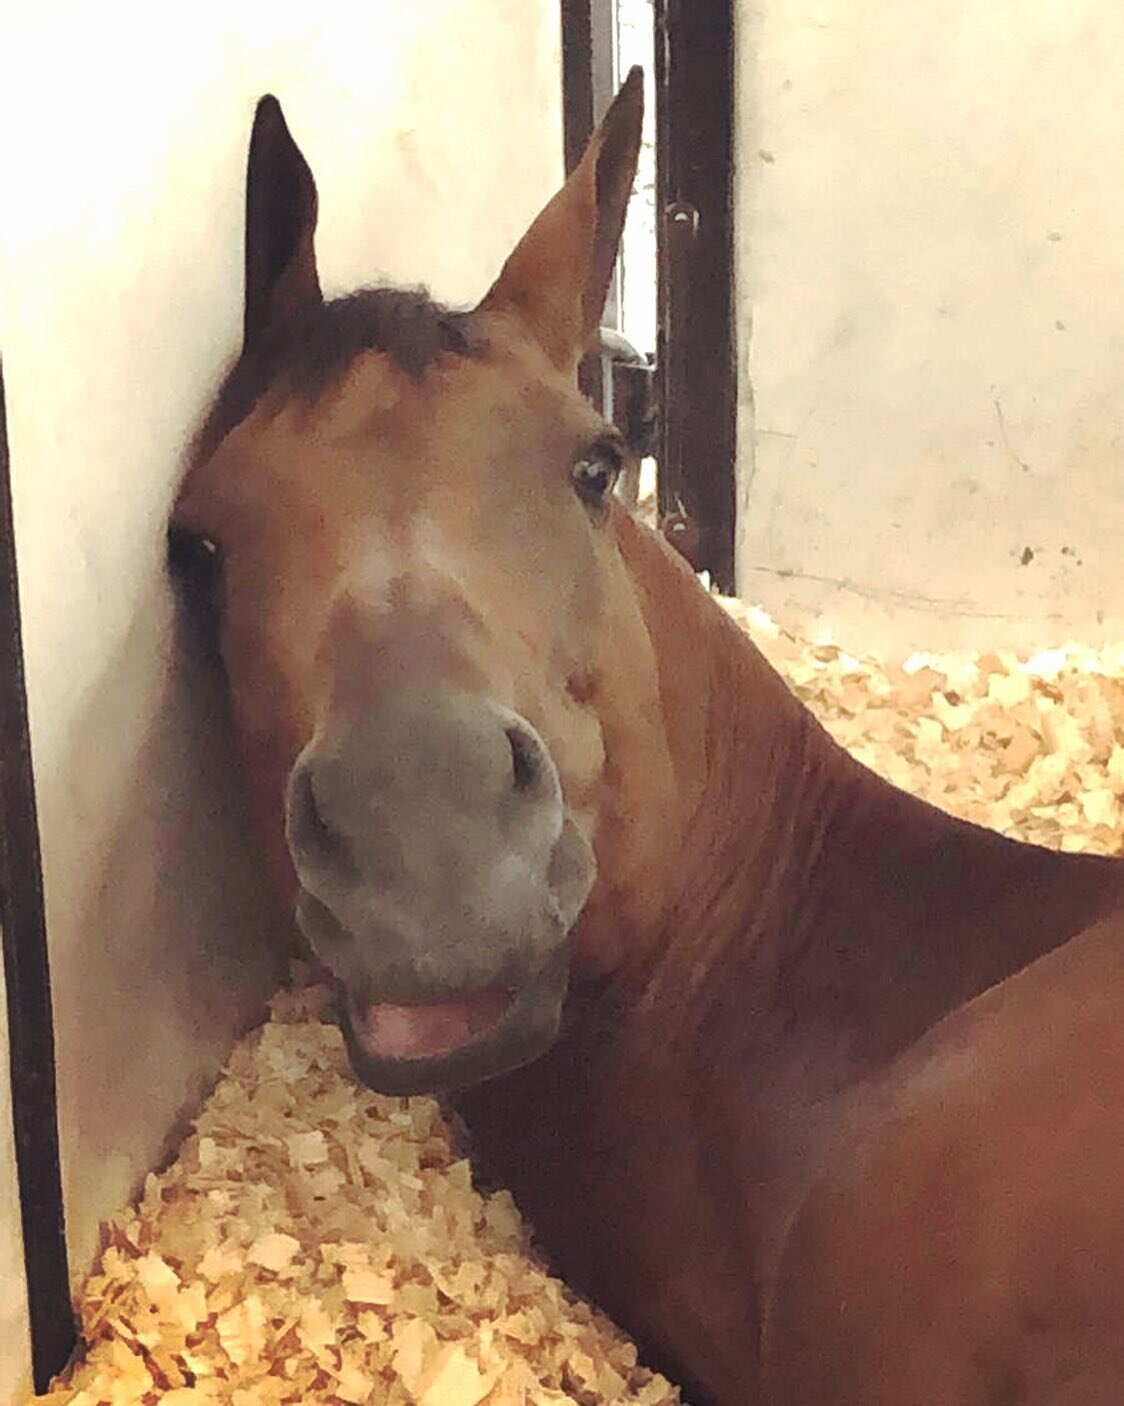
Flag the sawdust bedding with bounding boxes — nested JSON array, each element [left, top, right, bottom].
[[724, 602, 1123, 857], [39, 604, 1123, 1406]]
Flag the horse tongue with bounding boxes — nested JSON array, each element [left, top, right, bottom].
[[354, 988, 511, 1060]]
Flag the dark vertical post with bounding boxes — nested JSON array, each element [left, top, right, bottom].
[[590, 0, 621, 331], [561, 0, 619, 410], [655, 0, 737, 591], [560, 0, 595, 176], [0, 359, 76, 1391], [560, 0, 618, 175]]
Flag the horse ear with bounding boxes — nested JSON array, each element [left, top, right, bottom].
[[479, 67, 643, 370], [243, 95, 322, 352]]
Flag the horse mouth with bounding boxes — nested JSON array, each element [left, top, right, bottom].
[[349, 987, 514, 1061], [337, 952, 569, 1095]]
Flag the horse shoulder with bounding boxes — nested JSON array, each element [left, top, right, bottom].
[[762, 908, 1124, 1406]]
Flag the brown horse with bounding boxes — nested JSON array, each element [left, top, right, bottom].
[[173, 73, 1124, 1404]]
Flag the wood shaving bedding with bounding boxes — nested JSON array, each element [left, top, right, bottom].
[[38, 606, 1123, 1404], [37, 972, 677, 1406], [723, 601, 1123, 855]]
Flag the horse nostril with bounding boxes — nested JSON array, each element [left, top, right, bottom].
[[289, 763, 349, 868], [505, 724, 544, 795]]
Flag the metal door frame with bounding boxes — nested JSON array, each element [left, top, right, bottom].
[[561, 0, 737, 591], [0, 361, 75, 1392]]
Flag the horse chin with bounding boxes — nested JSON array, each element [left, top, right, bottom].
[[336, 949, 570, 1095]]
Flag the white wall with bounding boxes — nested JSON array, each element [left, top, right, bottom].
[[736, 0, 1124, 654], [0, 3, 561, 1397]]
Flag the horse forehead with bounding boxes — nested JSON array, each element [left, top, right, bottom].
[[205, 337, 602, 583], [280, 351, 445, 462], [338, 515, 498, 610], [245, 361, 567, 520], [307, 341, 578, 446]]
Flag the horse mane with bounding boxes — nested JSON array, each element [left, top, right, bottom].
[[192, 287, 483, 465]]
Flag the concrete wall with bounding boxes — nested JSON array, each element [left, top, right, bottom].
[[0, 3, 561, 1397], [736, 0, 1124, 654]]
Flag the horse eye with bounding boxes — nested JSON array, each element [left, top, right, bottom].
[[167, 527, 224, 610], [572, 442, 623, 510]]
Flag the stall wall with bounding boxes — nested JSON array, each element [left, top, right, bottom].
[[0, 3, 561, 1396], [736, 0, 1124, 654]]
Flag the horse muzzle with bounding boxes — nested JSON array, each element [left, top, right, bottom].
[[284, 686, 596, 1092]]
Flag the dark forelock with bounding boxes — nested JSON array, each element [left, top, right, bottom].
[[193, 287, 481, 465]]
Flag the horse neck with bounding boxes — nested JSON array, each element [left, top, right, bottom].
[[606, 518, 848, 984], [454, 525, 1122, 1392], [614, 520, 1124, 1086]]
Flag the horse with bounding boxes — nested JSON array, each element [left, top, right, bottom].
[[171, 71, 1124, 1404]]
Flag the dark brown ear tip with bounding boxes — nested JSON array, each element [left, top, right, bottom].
[[609, 66, 644, 127], [252, 94, 287, 134], [249, 94, 311, 186]]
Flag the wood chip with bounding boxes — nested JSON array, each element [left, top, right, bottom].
[[721, 598, 1122, 854]]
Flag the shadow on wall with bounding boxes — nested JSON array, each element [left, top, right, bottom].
[[45, 568, 291, 1280]]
